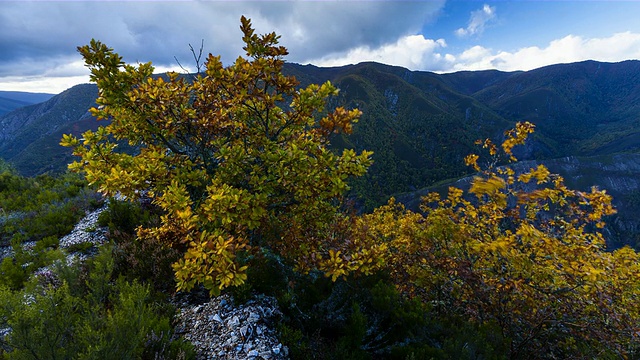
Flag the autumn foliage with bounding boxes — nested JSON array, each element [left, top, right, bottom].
[[370, 122, 640, 357], [62, 18, 640, 357], [62, 16, 376, 295]]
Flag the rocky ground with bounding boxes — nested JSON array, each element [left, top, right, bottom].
[[7, 205, 290, 360], [59, 206, 108, 246], [173, 293, 289, 359]]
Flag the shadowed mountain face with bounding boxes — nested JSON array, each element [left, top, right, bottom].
[[0, 91, 55, 116], [2, 60, 640, 220], [0, 84, 98, 176]]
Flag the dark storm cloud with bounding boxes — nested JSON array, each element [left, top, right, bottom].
[[247, 1, 444, 60], [0, 1, 444, 79]]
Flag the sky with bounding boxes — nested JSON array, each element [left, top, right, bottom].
[[2, 0, 640, 94]]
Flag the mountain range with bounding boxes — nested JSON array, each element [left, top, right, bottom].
[[0, 91, 55, 116], [2, 59, 640, 247]]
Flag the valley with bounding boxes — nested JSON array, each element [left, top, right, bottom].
[[2, 59, 640, 248]]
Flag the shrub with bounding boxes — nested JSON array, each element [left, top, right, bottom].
[[0, 246, 195, 360], [0, 236, 63, 290], [62, 16, 375, 295], [98, 198, 153, 234], [96, 199, 181, 292]]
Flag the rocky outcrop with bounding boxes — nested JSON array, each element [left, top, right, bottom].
[[58, 205, 108, 258], [174, 294, 289, 359], [69, 208, 290, 359]]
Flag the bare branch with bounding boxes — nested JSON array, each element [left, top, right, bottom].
[[174, 39, 205, 80]]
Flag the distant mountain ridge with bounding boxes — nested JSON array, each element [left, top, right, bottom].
[[2, 60, 640, 209], [0, 91, 55, 116], [0, 84, 98, 175], [473, 60, 640, 156]]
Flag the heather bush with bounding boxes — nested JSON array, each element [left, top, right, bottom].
[[98, 198, 181, 292], [97, 198, 153, 234]]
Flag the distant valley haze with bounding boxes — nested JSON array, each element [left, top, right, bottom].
[[1, 0, 640, 94]]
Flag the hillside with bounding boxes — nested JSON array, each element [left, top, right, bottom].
[[0, 97, 30, 117], [283, 62, 515, 206], [473, 60, 640, 156], [2, 60, 640, 209], [0, 91, 55, 116], [396, 153, 640, 249], [290, 61, 640, 208], [2, 35, 640, 358], [0, 84, 98, 176]]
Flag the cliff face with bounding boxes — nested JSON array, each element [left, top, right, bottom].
[[541, 154, 640, 249], [396, 153, 640, 249]]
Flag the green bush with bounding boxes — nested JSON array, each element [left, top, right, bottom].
[[262, 267, 510, 360], [0, 236, 63, 290], [0, 246, 195, 360], [0, 171, 102, 244], [97, 199, 181, 292], [98, 198, 153, 234]]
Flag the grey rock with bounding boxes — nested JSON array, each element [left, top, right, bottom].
[[173, 294, 288, 359], [247, 311, 260, 323], [211, 313, 223, 323], [240, 325, 250, 339], [229, 315, 240, 327]]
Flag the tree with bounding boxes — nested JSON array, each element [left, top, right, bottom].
[[61, 16, 381, 295], [366, 122, 640, 358]]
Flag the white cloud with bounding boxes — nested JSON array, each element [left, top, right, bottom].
[[8, 28, 640, 94], [3, 1, 640, 94], [307, 35, 452, 71], [0, 75, 90, 94], [0, 56, 188, 94], [0, 55, 90, 93], [305, 31, 640, 75], [455, 4, 496, 38], [450, 32, 640, 72], [0, 1, 445, 93]]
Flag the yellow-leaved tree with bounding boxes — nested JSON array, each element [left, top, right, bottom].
[[365, 122, 640, 358], [61, 17, 385, 295]]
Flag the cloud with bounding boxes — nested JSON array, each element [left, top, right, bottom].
[[308, 35, 451, 71], [0, 75, 89, 94], [304, 31, 640, 75], [455, 4, 496, 38], [0, 1, 445, 92], [450, 32, 640, 72], [3, 1, 640, 94], [13, 27, 631, 94]]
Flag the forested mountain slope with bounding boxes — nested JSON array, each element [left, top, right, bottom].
[[0, 84, 98, 176], [0, 91, 54, 116], [473, 60, 640, 156], [2, 60, 640, 209]]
